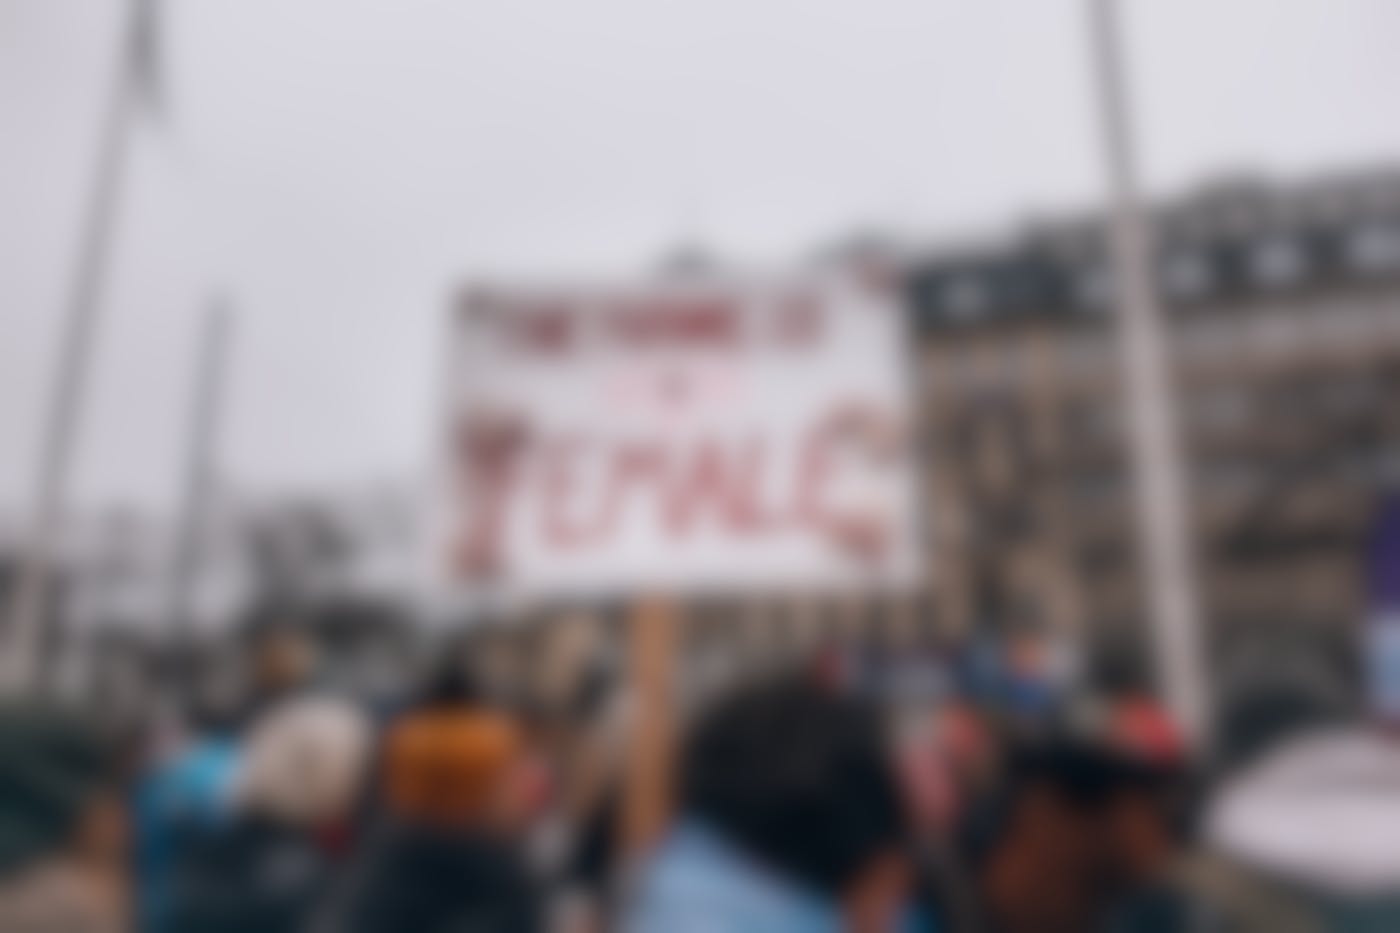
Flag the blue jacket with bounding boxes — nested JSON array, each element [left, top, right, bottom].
[[134, 737, 240, 932], [625, 822, 841, 933]]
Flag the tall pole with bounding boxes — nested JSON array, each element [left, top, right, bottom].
[[166, 301, 234, 655], [1088, 0, 1210, 746], [1, 2, 146, 694]]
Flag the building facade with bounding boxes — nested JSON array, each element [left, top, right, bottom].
[[910, 170, 1400, 698]]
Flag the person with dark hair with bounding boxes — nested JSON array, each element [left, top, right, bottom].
[[625, 676, 918, 932], [319, 662, 543, 933], [976, 711, 1188, 933], [415, 660, 487, 709], [239, 621, 321, 725], [0, 703, 129, 933]]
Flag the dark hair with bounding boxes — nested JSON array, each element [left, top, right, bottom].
[[680, 676, 905, 896], [1008, 737, 1173, 810], [416, 663, 486, 709]]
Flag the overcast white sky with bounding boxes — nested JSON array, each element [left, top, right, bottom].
[[3, 0, 1400, 519]]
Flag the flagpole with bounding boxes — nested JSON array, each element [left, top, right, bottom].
[[1, 0, 147, 694], [165, 300, 233, 659], [1088, 0, 1211, 746]]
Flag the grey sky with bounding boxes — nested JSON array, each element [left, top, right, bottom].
[[3, 0, 1400, 518]]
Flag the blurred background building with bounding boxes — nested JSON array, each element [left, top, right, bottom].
[[0, 483, 425, 709], [6, 165, 1399, 717], [913, 166, 1400, 711]]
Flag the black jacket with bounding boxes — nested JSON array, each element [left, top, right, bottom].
[[167, 814, 338, 933], [326, 822, 540, 933]]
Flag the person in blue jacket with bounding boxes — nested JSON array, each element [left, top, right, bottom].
[[132, 691, 242, 932], [626, 675, 934, 932]]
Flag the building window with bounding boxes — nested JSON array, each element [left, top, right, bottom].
[[1347, 223, 1400, 275], [1060, 333, 1111, 375], [1196, 459, 1260, 500], [1162, 250, 1213, 302], [1076, 264, 1112, 311], [1250, 309, 1305, 357], [1190, 386, 1252, 431], [1315, 300, 1379, 348], [1176, 315, 1237, 365], [1250, 238, 1308, 290], [1379, 302, 1400, 341], [945, 276, 990, 321]]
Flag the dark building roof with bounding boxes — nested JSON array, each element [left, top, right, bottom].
[[908, 169, 1400, 335]]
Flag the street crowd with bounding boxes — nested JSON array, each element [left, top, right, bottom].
[[0, 618, 1396, 932]]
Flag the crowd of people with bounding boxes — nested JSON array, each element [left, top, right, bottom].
[[0, 618, 1395, 932]]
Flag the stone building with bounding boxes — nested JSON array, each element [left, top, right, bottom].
[[909, 169, 1400, 699]]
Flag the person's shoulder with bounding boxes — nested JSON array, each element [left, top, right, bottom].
[[1110, 853, 1323, 933], [627, 823, 839, 933]]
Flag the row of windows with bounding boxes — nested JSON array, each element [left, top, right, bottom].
[[924, 296, 1400, 394], [913, 221, 1400, 328]]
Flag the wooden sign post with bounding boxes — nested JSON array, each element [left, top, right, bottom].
[[620, 597, 681, 859]]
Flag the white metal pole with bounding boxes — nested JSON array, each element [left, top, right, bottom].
[[1, 2, 142, 694], [1088, 0, 1211, 746], [165, 301, 233, 654]]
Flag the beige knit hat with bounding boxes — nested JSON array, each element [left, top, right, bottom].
[[236, 696, 372, 827]]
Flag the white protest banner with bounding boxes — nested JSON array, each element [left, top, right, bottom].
[[438, 268, 921, 598]]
